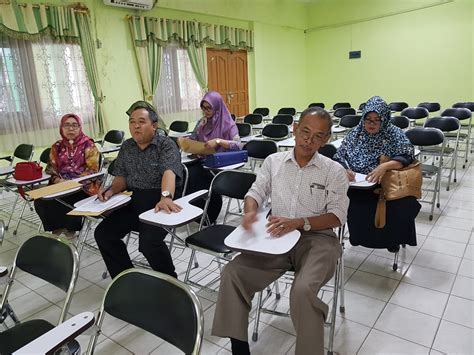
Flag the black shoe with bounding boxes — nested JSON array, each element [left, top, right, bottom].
[[387, 245, 400, 253], [0, 266, 8, 277], [230, 338, 250, 355]]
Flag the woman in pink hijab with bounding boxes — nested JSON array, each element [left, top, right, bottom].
[[185, 91, 241, 223], [34, 114, 100, 238]]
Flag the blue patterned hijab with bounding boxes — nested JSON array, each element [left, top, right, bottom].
[[334, 96, 414, 174]]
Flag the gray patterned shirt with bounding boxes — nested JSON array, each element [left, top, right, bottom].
[[246, 150, 349, 226], [113, 133, 183, 190]]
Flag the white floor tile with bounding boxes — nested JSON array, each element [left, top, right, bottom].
[[8, 290, 52, 320], [429, 225, 471, 243], [24, 303, 62, 325], [433, 320, 474, 355], [436, 215, 473, 231], [403, 264, 456, 293], [345, 270, 399, 302], [412, 249, 461, 274], [338, 290, 386, 327], [247, 321, 295, 355], [332, 317, 371, 355], [422, 237, 467, 258], [358, 254, 405, 280], [452, 274, 474, 300], [374, 304, 440, 347], [358, 329, 430, 355], [94, 337, 132, 354], [342, 249, 370, 269], [64, 284, 105, 315], [415, 222, 434, 236], [389, 282, 449, 317], [442, 206, 474, 220], [463, 244, 474, 260], [108, 323, 165, 353], [443, 295, 474, 328], [458, 259, 474, 278]]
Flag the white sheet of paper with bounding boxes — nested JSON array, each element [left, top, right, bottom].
[[225, 209, 301, 255], [72, 193, 129, 213], [350, 173, 376, 188]]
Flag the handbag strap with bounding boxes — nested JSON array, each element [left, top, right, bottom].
[[374, 188, 386, 229]]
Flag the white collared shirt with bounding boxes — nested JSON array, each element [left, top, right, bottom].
[[246, 149, 349, 225]]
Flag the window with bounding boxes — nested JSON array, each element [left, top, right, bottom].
[[154, 44, 203, 124], [0, 34, 96, 150]]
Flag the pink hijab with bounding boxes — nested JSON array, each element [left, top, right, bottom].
[[196, 91, 238, 144], [55, 114, 95, 177]]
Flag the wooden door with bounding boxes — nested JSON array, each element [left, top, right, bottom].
[[207, 49, 249, 117]]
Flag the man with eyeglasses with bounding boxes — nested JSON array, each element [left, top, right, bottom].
[[94, 101, 183, 279], [212, 107, 349, 355]]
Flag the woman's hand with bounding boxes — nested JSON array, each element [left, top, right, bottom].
[[242, 211, 257, 231], [53, 177, 65, 184], [367, 164, 388, 183], [154, 199, 182, 214], [204, 138, 221, 150], [266, 216, 302, 237], [346, 169, 356, 182], [97, 187, 114, 202]]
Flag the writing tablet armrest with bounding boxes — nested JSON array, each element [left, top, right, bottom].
[[13, 312, 95, 355], [176, 189, 208, 205]]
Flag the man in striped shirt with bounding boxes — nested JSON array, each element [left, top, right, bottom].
[[212, 107, 349, 355]]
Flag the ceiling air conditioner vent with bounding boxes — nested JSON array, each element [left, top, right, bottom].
[[103, 0, 155, 11]]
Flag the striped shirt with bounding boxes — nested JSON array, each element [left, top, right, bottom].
[[246, 150, 349, 227]]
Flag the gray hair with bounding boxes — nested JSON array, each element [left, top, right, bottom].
[[299, 107, 332, 132]]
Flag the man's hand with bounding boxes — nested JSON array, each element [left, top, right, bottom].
[[346, 169, 356, 182], [242, 211, 257, 231], [367, 165, 387, 183], [266, 216, 302, 237], [155, 198, 182, 214], [97, 187, 114, 202], [204, 138, 220, 150]]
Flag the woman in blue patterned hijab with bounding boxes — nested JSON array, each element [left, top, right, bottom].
[[334, 96, 414, 183]]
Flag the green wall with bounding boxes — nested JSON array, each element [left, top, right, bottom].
[[305, 0, 473, 109]]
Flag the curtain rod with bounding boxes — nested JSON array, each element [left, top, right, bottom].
[[18, 3, 89, 13]]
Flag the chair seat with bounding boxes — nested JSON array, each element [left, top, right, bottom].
[[186, 224, 235, 254], [421, 146, 455, 154], [421, 164, 439, 177], [0, 319, 54, 354], [332, 126, 346, 133]]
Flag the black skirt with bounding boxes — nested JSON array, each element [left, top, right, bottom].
[[347, 187, 421, 249]]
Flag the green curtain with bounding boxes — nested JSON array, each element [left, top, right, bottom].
[[187, 42, 208, 91], [0, 0, 105, 133]]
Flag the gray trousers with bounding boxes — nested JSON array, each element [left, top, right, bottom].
[[212, 231, 342, 355]]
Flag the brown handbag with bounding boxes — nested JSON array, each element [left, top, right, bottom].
[[374, 156, 422, 228]]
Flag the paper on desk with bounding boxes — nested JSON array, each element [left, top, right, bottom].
[[178, 138, 215, 155], [67, 193, 130, 216], [26, 180, 82, 200], [225, 209, 301, 255]]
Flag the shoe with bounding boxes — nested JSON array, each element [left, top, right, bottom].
[[0, 266, 8, 277], [387, 245, 400, 253], [64, 230, 78, 240]]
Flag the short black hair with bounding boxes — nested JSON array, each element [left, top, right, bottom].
[[299, 107, 332, 132], [126, 101, 158, 123]]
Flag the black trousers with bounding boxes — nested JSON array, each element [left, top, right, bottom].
[[186, 161, 222, 224], [94, 189, 176, 279], [34, 190, 88, 232]]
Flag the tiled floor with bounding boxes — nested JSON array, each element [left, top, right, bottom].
[[0, 160, 473, 354]]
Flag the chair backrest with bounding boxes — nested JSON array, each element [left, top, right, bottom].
[[308, 102, 325, 109], [277, 107, 296, 115], [262, 124, 289, 140], [253, 107, 269, 116], [389, 102, 409, 112], [359, 102, 366, 111], [339, 114, 361, 128], [318, 144, 337, 159], [244, 114, 263, 125], [333, 107, 356, 118], [13, 144, 34, 162], [103, 130, 125, 146], [39, 147, 51, 165], [157, 127, 168, 137], [6, 234, 79, 324], [418, 102, 440, 113], [237, 123, 252, 137], [169, 121, 189, 133], [390, 116, 410, 129], [452, 102, 474, 112], [211, 170, 257, 199], [333, 102, 351, 110], [243, 140, 278, 160], [424, 116, 460, 132], [0, 219, 4, 244], [441, 107, 472, 121], [272, 114, 293, 126], [401, 107, 429, 120], [99, 269, 203, 355], [405, 127, 444, 147], [107, 159, 116, 175]]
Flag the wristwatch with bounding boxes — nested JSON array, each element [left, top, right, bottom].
[[161, 190, 173, 199], [303, 218, 311, 232], [216, 139, 221, 146]]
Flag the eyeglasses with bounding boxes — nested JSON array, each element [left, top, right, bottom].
[[201, 105, 213, 112], [62, 123, 80, 129], [364, 118, 381, 126], [299, 129, 329, 143]]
